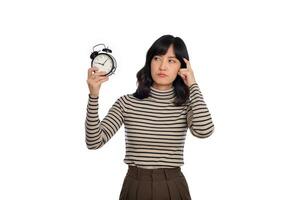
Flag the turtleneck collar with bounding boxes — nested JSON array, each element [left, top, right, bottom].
[[149, 85, 175, 101]]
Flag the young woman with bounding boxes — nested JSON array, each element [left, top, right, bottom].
[[85, 34, 215, 200]]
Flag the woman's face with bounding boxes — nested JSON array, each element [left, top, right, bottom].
[[150, 44, 181, 90]]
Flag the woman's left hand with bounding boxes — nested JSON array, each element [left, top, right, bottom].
[[177, 57, 197, 87]]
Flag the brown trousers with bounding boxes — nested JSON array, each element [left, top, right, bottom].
[[119, 165, 192, 200]]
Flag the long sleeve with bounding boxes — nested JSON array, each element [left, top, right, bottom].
[[187, 83, 215, 138], [85, 94, 125, 150]]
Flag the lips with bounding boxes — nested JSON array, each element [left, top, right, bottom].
[[158, 73, 167, 76]]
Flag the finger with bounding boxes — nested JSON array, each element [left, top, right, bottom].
[[179, 68, 188, 72], [179, 75, 187, 82], [183, 58, 191, 69], [97, 76, 109, 83], [88, 68, 93, 78], [180, 73, 187, 78], [93, 74, 108, 80], [95, 75, 109, 81], [178, 71, 185, 77], [102, 77, 109, 81], [178, 69, 188, 75], [90, 72, 107, 80], [94, 71, 107, 75], [88, 67, 99, 78], [183, 57, 189, 63], [187, 63, 191, 69]]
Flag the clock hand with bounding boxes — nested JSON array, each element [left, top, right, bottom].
[[103, 59, 108, 65], [96, 62, 104, 65]]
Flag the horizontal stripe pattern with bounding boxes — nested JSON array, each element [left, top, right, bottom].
[[85, 83, 214, 169]]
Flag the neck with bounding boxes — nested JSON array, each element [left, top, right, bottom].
[[149, 85, 175, 101], [151, 83, 173, 91]]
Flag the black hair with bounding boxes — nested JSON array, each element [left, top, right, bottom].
[[132, 34, 190, 106]]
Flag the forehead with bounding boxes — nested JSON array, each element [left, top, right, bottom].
[[157, 45, 176, 58]]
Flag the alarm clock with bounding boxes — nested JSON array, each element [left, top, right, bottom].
[[90, 43, 117, 76]]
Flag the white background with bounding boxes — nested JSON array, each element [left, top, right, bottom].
[[0, 0, 299, 199]]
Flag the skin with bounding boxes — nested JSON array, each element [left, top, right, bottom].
[[151, 44, 197, 91], [87, 68, 109, 97]]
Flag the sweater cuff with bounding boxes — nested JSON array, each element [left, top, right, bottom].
[[89, 94, 99, 99], [189, 82, 198, 90]]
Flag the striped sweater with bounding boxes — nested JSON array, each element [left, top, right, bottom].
[[85, 82, 214, 169]]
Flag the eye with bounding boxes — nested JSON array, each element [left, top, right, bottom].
[[154, 56, 160, 60], [169, 60, 175, 63]]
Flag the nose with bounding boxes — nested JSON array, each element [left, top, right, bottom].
[[159, 58, 168, 70]]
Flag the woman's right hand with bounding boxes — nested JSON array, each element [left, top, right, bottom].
[[87, 67, 109, 97]]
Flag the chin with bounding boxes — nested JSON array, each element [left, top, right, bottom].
[[155, 79, 170, 84]]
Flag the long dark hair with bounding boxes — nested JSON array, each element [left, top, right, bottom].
[[132, 34, 190, 106]]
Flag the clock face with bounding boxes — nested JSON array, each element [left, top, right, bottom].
[[92, 53, 113, 74]]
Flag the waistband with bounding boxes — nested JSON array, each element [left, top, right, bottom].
[[126, 165, 183, 181]]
